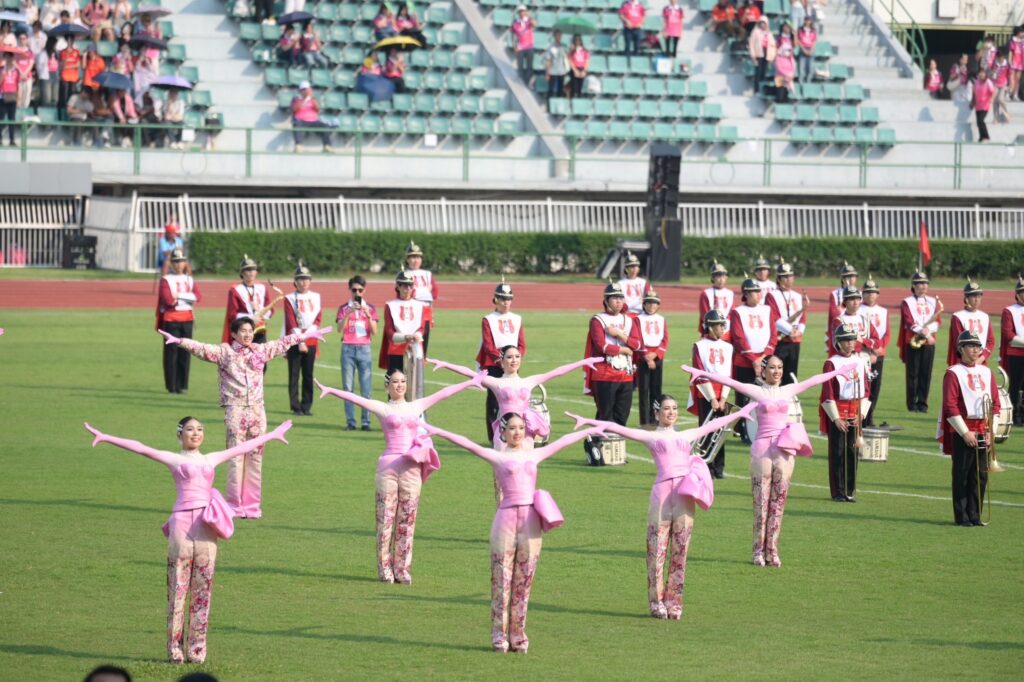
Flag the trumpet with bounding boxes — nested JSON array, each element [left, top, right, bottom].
[[909, 296, 943, 349], [252, 281, 286, 334]]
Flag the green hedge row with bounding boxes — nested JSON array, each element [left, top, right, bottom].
[[186, 231, 1024, 279]]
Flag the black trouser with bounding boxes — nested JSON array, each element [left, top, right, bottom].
[[636, 358, 663, 426], [1007, 355, 1024, 426], [254, 0, 273, 21], [287, 345, 316, 413], [697, 397, 727, 478], [904, 344, 935, 411], [776, 341, 801, 385], [161, 320, 193, 393], [57, 80, 76, 121], [864, 357, 885, 426], [754, 57, 769, 91], [975, 109, 990, 142], [951, 432, 988, 525], [421, 317, 431, 356], [484, 365, 504, 441], [587, 379, 633, 461], [733, 365, 757, 442], [0, 100, 16, 145], [663, 36, 678, 57], [827, 418, 858, 499]]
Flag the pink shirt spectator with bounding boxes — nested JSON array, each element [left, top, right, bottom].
[[797, 26, 816, 51], [510, 17, 534, 51], [337, 301, 379, 345], [291, 94, 319, 122], [949, 63, 968, 87], [384, 55, 404, 78], [620, 0, 645, 28], [662, 4, 684, 38], [926, 69, 942, 92], [972, 78, 995, 111], [569, 46, 589, 70], [0, 67, 19, 94], [992, 61, 1009, 88], [1010, 36, 1024, 70]]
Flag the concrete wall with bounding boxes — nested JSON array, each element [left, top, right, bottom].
[[892, 0, 1023, 29]]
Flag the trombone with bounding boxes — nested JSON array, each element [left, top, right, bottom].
[[909, 296, 944, 349], [975, 394, 1000, 524]]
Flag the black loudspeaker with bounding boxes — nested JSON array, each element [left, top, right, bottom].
[[648, 219, 681, 282], [646, 144, 681, 229]]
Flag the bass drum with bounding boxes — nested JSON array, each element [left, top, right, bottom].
[[994, 386, 1012, 444]]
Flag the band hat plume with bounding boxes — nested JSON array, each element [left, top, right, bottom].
[[494, 275, 514, 299], [839, 260, 858, 278], [623, 251, 641, 268], [775, 258, 794, 277], [962, 276, 983, 296], [710, 259, 728, 277], [740, 272, 759, 292], [170, 248, 187, 262], [405, 240, 424, 259], [754, 253, 771, 270], [239, 253, 258, 274], [603, 279, 625, 298], [842, 286, 863, 301], [911, 269, 929, 284], [862, 273, 879, 293], [293, 260, 312, 280], [643, 288, 661, 304]]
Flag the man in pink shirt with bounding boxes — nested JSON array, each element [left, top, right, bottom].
[[510, 5, 535, 84], [290, 80, 334, 152], [619, 0, 645, 56], [336, 275, 379, 431], [971, 68, 996, 142]]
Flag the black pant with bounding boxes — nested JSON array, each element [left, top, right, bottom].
[[569, 74, 585, 98], [776, 341, 801, 385], [864, 357, 885, 426], [484, 365, 504, 441], [951, 433, 988, 524], [975, 109, 990, 142], [422, 318, 431, 356], [827, 419, 858, 499], [161, 320, 193, 393], [905, 344, 935, 411], [754, 57, 769, 92], [697, 397, 727, 478], [1007, 355, 1024, 426], [588, 379, 633, 460], [663, 36, 678, 57], [287, 345, 316, 413], [0, 100, 16, 145], [57, 80, 76, 121], [636, 358, 663, 426], [254, 0, 273, 21], [733, 365, 757, 442]]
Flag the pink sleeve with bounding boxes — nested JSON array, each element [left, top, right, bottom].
[[414, 375, 481, 412], [579, 419, 654, 444], [784, 363, 851, 399], [525, 358, 593, 387], [429, 425, 499, 464], [687, 367, 766, 402], [682, 409, 748, 443], [91, 433, 186, 469], [262, 333, 300, 360], [534, 427, 603, 462], [207, 428, 287, 467], [318, 384, 387, 417]]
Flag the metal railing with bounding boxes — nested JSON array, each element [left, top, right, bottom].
[[871, 0, 929, 73], [0, 197, 84, 267]]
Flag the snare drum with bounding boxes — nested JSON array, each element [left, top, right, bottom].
[[585, 434, 628, 466], [993, 386, 1012, 444], [859, 427, 889, 462]]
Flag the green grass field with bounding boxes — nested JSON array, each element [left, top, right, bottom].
[[1, 309, 1022, 681]]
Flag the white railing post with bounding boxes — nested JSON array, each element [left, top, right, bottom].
[[338, 194, 347, 232], [180, 193, 191, 233], [974, 203, 981, 240], [440, 197, 449, 232], [757, 200, 765, 237], [546, 197, 554, 233], [862, 202, 870, 238]]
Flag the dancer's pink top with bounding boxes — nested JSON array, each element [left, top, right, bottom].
[[180, 336, 300, 407]]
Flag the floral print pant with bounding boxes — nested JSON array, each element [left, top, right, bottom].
[[750, 453, 795, 566], [646, 479, 695, 619], [490, 505, 542, 652], [166, 508, 218, 664], [374, 462, 423, 584], [224, 405, 267, 518]]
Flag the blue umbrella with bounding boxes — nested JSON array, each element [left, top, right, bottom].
[[47, 23, 91, 37], [152, 74, 193, 90], [130, 35, 169, 50], [95, 71, 133, 91], [277, 11, 314, 25], [355, 73, 395, 103]]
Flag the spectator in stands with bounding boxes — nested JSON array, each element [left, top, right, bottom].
[[796, 15, 816, 83], [31, 23, 55, 105], [710, 0, 742, 42], [300, 20, 329, 68], [372, 4, 398, 41], [91, 86, 114, 147], [112, 0, 131, 30], [976, 35, 996, 73], [567, 34, 589, 102], [360, 54, 382, 76], [19, 0, 38, 25], [57, 35, 82, 121], [774, 22, 795, 103], [970, 68, 995, 143], [134, 13, 162, 68], [748, 18, 775, 95], [1009, 26, 1023, 101], [992, 50, 1011, 123], [738, 1, 761, 36], [253, 0, 273, 25], [277, 25, 299, 66], [109, 85, 138, 146], [291, 80, 334, 152], [60, 0, 80, 23], [924, 58, 941, 98], [619, 0, 645, 56], [544, 29, 568, 108], [82, 0, 112, 44], [137, 90, 162, 146], [283, 0, 306, 17], [662, 0, 683, 58], [111, 42, 134, 74], [0, 53, 19, 146], [510, 6, 535, 85], [395, 4, 427, 48], [790, 0, 809, 29], [0, 22, 13, 48], [811, 0, 826, 34], [116, 21, 133, 49], [41, 0, 62, 31], [384, 47, 406, 93], [81, 43, 105, 92], [14, 33, 33, 109], [65, 85, 92, 144], [133, 55, 157, 103], [163, 86, 184, 148]]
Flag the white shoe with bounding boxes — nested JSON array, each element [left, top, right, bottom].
[[323, 144, 334, 153], [121, 137, 132, 148]]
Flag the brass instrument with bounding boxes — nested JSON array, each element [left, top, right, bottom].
[[777, 289, 810, 342], [983, 394, 1004, 473], [252, 281, 286, 334], [692, 402, 738, 463], [909, 296, 943, 349], [975, 394, 997, 524]]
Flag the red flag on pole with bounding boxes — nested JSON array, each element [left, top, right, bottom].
[[918, 220, 932, 266]]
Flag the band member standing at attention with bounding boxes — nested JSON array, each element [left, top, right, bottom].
[[618, 251, 652, 315], [829, 287, 881, 355], [1000, 275, 1024, 426], [752, 254, 777, 295], [284, 263, 322, 417], [827, 261, 859, 328], [861, 275, 891, 427], [946, 279, 994, 367], [404, 241, 438, 354], [222, 255, 279, 345], [698, 260, 734, 341], [688, 310, 734, 479], [583, 281, 643, 464], [767, 260, 806, 384], [636, 289, 669, 426], [729, 276, 779, 446], [899, 270, 943, 412], [820, 324, 871, 503], [942, 331, 1000, 526], [477, 279, 527, 441], [379, 270, 431, 374], [157, 249, 201, 395]]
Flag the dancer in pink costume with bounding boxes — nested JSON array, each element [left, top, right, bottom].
[[423, 415, 605, 653], [682, 358, 858, 567], [316, 368, 485, 584], [83, 417, 293, 664], [159, 316, 331, 519], [568, 399, 754, 620]]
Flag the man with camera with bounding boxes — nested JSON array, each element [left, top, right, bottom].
[[336, 275, 379, 431]]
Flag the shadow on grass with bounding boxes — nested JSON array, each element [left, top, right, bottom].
[[0, 497, 164, 515], [863, 637, 1024, 651], [787, 508, 951, 527], [0, 643, 157, 663], [128, 560, 380, 584], [373, 591, 649, 620], [218, 624, 490, 652]]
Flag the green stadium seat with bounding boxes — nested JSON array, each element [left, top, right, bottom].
[[795, 104, 816, 123], [549, 97, 570, 116], [482, 93, 504, 114], [446, 72, 467, 90], [589, 55, 608, 74], [404, 72, 422, 89], [812, 127, 833, 145], [432, 50, 454, 70], [790, 125, 812, 144], [696, 124, 717, 142], [653, 122, 675, 140], [599, 13, 620, 30], [37, 107, 59, 125], [718, 126, 739, 143], [321, 46, 341, 63], [763, 0, 784, 15], [854, 127, 874, 145], [310, 68, 332, 89], [352, 25, 373, 43], [814, 41, 833, 60], [251, 46, 272, 64], [437, 94, 459, 113], [422, 72, 445, 90], [687, 80, 708, 99], [860, 106, 880, 125], [406, 115, 427, 134], [336, 114, 358, 132], [675, 123, 696, 142], [592, 33, 613, 51], [288, 67, 309, 86], [844, 84, 865, 102], [681, 101, 701, 119], [701, 102, 723, 121], [493, 8, 514, 26], [390, 93, 412, 113], [822, 83, 842, 101], [450, 117, 473, 136], [775, 103, 795, 123], [532, 32, 549, 50], [564, 119, 585, 139], [667, 79, 686, 97], [468, 70, 489, 90], [623, 77, 644, 96], [323, 91, 346, 111], [615, 99, 637, 118], [159, 20, 175, 40], [839, 105, 859, 125], [166, 43, 187, 62], [96, 41, 117, 58], [644, 79, 667, 98], [159, 62, 178, 76], [629, 57, 651, 75], [334, 70, 355, 89], [184, 111, 204, 129], [535, 10, 557, 29], [454, 50, 476, 70], [440, 23, 465, 46], [276, 89, 294, 108], [659, 100, 681, 119], [631, 121, 652, 140], [638, 100, 659, 119], [459, 95, 481, 114], [413, 94, 436, 113], [497, 116, 519, 136], [698, 0, 716, 11], [330, 25, 351, 43], [429, 117, 451, 135], [473, 117, 495, 136], [180, 66, 200, 83], [262, 23, 281, 41], [585, 119, 607, 138], [801, 83, 823, 100], [602, 77, 622, 96], [428, 3, 452, 24], [571, 98, 594, 117], [265, 67, 288, 87], [360, 114, 382, 134], [410, 50, 430, 68], [347, 92, 370, 110], [359, 4, 377, 21], [828, 63, 851, 81], [607, 56, 629, 74], [315, 3, 338, 22], [876, 128, 896, 146], [833, 127, 855, 145], [370, 97, 392, 112], [817, 104, 839, 125], [190, 90, 212, 108], [608, 121, 630, 139]]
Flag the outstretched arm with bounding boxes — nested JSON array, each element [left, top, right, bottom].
[[207, 420, 293, 467], [565, 411, 654, 444], [680, 403, 756, 443], [681, 364, 767, 403], [428, 358, 500, 390], [524, 357, 603, 388], [421, 423, 499, 464], [534, 426, 605, 462], [169, 334, 224, 364], [780, 362, 860, 399], [315, 379, 388, 417], [413, 371, 487, 412], [84, 423, 185, 468]]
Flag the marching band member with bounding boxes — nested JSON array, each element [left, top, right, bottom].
[[476, 279, 527, 441], [697, 260, 734, 340], [379, 270, 432, 374], [284, 263, 322, 417], [861, 275, 891, 427], [222, 255, 276, 344], [583, 281, 642, 464], [636, 289, 669, 426], [618, 251, 651, 315], [752, 254, 777, 295], [83, 418, 294, 664], [828, 286, 881, 355], [941, 331, 1000, 526], [421, 417, 604, 652], [946, 279, 994, 367], [820, 324, 871, 503], [688, 310, 734, 479], [767, 260, 806, 384], [569, 400, 754, 618], [317, 370, 485, 584], [898, 270, 943, 413], [161, 319, 331, 519], [156, 249, 201, 394], [404, 241, 438, 354], [1000, 275, 1024, 426], [728, 276, 779, 446], [827, 261, 859, 328], [682, 357, 858, 566]]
